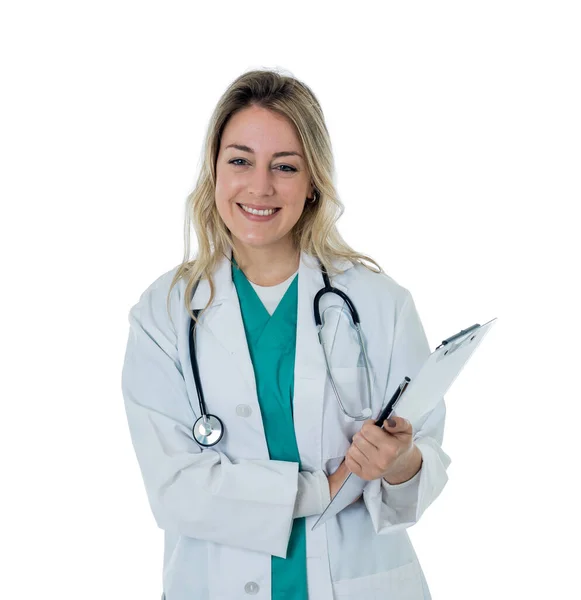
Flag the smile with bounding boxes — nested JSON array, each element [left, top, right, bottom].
[[238, 203, 280, 216]]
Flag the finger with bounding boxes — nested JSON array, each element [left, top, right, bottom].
[[382, 415, 412, 435], [351, 431, 376, 460], [359, 419, 399, 447], [348, 444, 383, 481], [348, 444, 370, 471], [355, 420, 382, 450], [385, 411, 397, 428], [344, 452, 362, 475], [359, 418, 412, 447]]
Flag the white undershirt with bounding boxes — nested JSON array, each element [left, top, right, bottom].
[[248, 270, 298, 315]]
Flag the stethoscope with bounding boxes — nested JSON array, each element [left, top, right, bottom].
[[188, 259, 373, 447]]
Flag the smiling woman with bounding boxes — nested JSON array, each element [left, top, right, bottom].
[[166, 69, 384, 296], [122, 68, 451, 600], [214, 105, 313, 265]]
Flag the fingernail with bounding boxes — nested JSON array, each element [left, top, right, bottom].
[[387, 418, 396, 427]]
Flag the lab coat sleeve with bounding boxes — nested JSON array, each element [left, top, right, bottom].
[[121, 277, 299, 559], [363, 291, 452, 534], [294, 470, 331, 518]]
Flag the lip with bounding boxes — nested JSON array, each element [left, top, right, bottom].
[[237, 202, 280, 210], [236, 203, 281, 222]]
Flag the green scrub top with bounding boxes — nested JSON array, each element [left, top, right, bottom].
[[231, 258, 308, 600]]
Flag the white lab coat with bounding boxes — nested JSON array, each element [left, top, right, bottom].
[[121, 249, 451, 600]]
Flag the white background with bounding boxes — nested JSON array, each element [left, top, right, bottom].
[[1, 1, 579, 598]]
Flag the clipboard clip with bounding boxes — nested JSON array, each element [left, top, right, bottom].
[[436, 324, 481, 350]]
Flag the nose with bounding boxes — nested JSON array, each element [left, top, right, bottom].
[[247, 165, 275, 198]]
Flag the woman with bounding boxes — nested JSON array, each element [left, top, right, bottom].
[[122, 69, 451, 600]]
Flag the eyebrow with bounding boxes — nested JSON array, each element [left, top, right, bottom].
[[224, 144, 303, 159]]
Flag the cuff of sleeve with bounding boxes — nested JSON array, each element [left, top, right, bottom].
[[380, 457, 423, 509], [294, 470, 331, 518], [363, 437, 451, 535], [222, 457, 299, 558]]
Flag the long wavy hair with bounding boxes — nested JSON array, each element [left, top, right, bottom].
[[167, 68, 383, 325]]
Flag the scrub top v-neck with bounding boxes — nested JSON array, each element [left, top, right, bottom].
[[231, 257, 308, 600]]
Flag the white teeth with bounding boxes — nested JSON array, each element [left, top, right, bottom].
[[240, 204, 278, 216]]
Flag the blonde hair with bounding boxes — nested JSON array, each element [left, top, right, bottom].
[[167, 67, 383, 324]]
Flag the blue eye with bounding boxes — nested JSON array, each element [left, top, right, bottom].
[[228, 159, 297, 172]]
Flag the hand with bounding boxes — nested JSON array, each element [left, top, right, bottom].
[[345, 416, 422, 483]]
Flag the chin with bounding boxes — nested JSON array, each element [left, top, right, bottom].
[[231, 231, 290, 249], [235, 236, 276, 248]]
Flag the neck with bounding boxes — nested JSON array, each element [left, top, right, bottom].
[[231, 240, 300, 286]]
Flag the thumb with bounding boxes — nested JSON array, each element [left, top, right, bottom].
[[382, 415, 410, 434]]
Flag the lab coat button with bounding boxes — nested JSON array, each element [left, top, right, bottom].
[[244, 581, 259, 594], [236, 404, 252, 417]]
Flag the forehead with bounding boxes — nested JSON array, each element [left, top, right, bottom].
[[221, 106, 302, 152]]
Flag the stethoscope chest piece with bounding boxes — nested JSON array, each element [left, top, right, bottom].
[[193, 414, 224, 447]]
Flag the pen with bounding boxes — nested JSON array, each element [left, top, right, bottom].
[[375, 377, 411, 428], [436, 324, 480, 350]]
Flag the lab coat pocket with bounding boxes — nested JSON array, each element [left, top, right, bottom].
[[332, 560, 425, 599]]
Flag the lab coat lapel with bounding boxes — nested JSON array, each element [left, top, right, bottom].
[[190, 249, 258, 398]]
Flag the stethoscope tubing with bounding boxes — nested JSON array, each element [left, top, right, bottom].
[[189, 303, 224, 447], [188, 259, 373, 447]]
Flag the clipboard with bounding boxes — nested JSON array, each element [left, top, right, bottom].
[[311, 317, 498, 531]]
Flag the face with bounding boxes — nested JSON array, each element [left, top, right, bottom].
[[215, 105, 313, 254]]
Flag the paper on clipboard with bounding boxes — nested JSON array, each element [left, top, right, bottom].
[[311, 317, 497, 531]]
